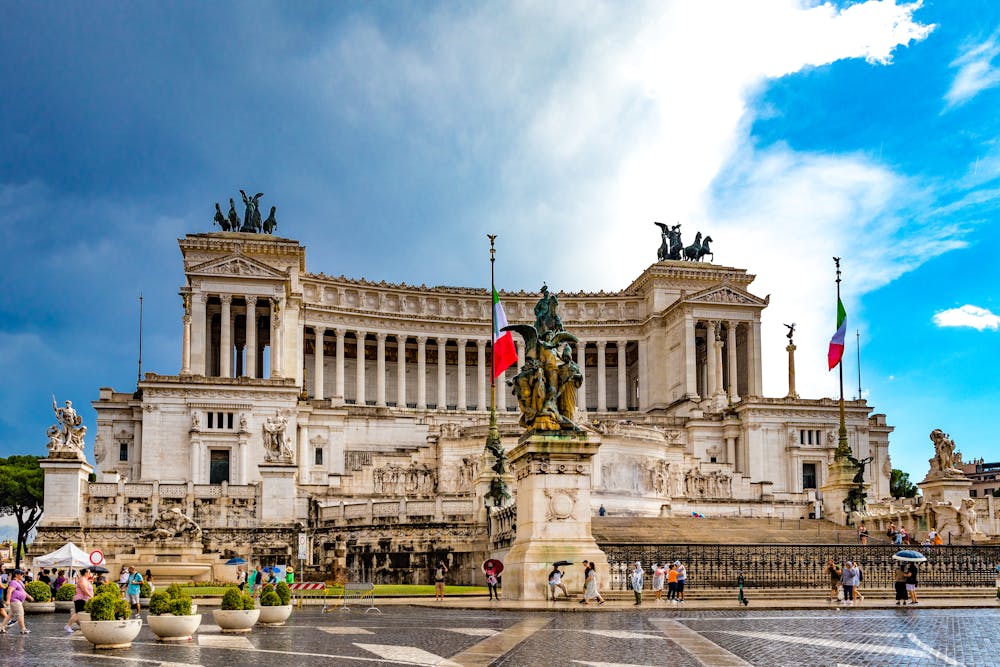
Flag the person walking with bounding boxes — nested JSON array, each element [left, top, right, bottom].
[[853, 561, 864, 602], [580, 561, 604, 605], [237, 567, 247, 591], [118, 566, 130, 593], [66, 568, 93, 633], [126, 566, 144, 618], [893, 564, 909, 605], [652, 563, 666, 602], [6, 569, 34, 635], [547, 565, 568, 601], [433, 561, 448, 602], [630, 562, 644, 606], [857, 522, 868, 545], [674, 560, 687, 603], [144, 570, 155, 595], [824, 558, 841, 602], [840, 561, 858, 606], [906, 561, 919, 604], [0, 569, 9, 633], [666, 563, 679, 603]]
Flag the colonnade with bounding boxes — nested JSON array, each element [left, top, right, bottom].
[[686, 318, 761, 404], [182, 292, 280, 379]]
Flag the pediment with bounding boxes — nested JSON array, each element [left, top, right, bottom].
[[188, 253, 287, 279], [684, 285, 768, 307]]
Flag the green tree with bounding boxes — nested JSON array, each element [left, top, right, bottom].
[[890, 468, 918, 499], [0, 455, 44, 569]]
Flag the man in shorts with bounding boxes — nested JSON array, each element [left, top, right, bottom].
[[674, 560, 687, 603], [548, 565, 568, 601], [125, 566, 144, 618]]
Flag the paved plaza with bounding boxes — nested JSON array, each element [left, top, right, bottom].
[[4, 605, 998, 667]]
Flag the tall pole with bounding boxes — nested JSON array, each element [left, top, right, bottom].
[[856, 329, 862, 401], [834, 259, 850, 460], [483, 234, 506, 512]]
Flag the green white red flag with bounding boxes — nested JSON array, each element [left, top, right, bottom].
[[492, 289, 517, 379], [828, 297, 847, 370]]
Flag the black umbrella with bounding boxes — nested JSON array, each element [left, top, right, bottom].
[[553, 560, 573, 567], [89, 565, 109, 574]]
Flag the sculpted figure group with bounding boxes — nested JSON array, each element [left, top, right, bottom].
[[654, 222, 714, 262], [928, 428, 965, 478], [504, 286, 583, 432], [213, 189, 278, 234], [46, 395, 87, 459]]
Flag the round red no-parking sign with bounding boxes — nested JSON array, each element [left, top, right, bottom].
[[89, 549, 104, 565]]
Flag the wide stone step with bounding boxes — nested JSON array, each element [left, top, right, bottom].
[[593, 516, 862, 545]]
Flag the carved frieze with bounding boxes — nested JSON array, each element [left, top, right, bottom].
[[544, 488, 578, 521]]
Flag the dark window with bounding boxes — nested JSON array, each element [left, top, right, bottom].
[[207, 412, 214, 428], [227, 413, 234, 429], [970, 490, 978, 497], [119, 442, 129, 461], [209, 450, 230, 485], [314, 448, 323, 466], [802, 463, 817, 489]]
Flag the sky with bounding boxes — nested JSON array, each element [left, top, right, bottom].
[[2, 1, 999, 531]]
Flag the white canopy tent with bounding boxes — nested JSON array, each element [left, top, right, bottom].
[[32, 542, 91, 569]]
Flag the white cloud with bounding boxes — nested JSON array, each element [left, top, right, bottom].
[[933, 305, 1000, 331], [945, 29, 1000, 108]]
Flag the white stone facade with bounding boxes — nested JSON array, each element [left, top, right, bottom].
[[82, 231, 891, 528]]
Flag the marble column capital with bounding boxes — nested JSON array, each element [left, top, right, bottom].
[[245, 295, 257, 307], [335, 327, 346, 337], [220, 294, 233, 306]]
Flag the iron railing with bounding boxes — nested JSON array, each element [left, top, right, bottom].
[[600, 543, 1000, 590]]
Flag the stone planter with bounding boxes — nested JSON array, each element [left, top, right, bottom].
[[148, 613, 202, 641], [78, 611, 91, 623], [55, 600, 76, 611], [139, 597, 151, 607], [22, 601, 56, 613], [79, 619, 143, 649], [212, 608, 259, 634], [257, 604, 292, 626]]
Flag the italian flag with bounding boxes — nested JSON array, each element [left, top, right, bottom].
[[828, 297, 847, 370], [492, 288, 517, 379]]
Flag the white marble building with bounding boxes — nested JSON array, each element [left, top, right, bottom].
[[90, 232, 891, 517]]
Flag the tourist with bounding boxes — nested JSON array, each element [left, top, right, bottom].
[[286, 567, 295, 584], [94, 571, 108, 587], [267, 567, 278, 586], [248, 566, 259, 596], [144, 569, 155, 594], [651, 562, 665, 602], [580, 561, 604, 605], [52, 570, 67, 598], [486, 570, 499, 601], [547, 565, 568, 601], [6, 569, 33, 634], [840, 561, 858, 606], [598, 505, 606, 517], [118, 566, 130, 593], [853, 561, 864, 602], [857, 522, 868, 545], [824, 558, 841, 602], [126, 566, 144, 618], [893, 564, 909, 605], [906, 561, 919, 604], [0, 570, 8, 633], [666, 563, 679, 603], [38, 569, 51, 587], [433, 561, 448, 602], [630, 562, 644, 606], [66, 568, 93, 633], [237, 567, 247, 591], [674, 560, 687, 603]]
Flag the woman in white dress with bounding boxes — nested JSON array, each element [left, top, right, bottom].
[[652, 563, 666, 602], [581, 562, 604, 605]]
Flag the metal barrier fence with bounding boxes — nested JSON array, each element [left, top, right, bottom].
[[600, 543, 1000, 590], [288, 582, 328, 611], [336, 582, 381, 614]]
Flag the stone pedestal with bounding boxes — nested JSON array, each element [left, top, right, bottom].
[[39, 456, 93, 527], [259, 463, 297, 524], [503, 432, 608, 601], [918, 474, 971, 507], [785, 344, 798, 399], [820, 458, 866, 526]]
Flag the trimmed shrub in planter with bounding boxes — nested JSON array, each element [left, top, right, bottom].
[[147, 586, 201, 642], [80, 584, 142, 649], [257, 583, 293, 626], [213, 587, 259, 633], [275, 581, 291, 606], [56, 583, 77, 601], [23, 580, 55, 613]]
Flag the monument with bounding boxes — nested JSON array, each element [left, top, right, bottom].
[[500, 287, 608, 600]]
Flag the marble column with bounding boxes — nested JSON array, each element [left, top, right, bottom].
[[714, 327, 725, 394], [616, 340, 628, 411], [335, 328, 346, 400], [751, 319, 763, 397], [245, 296, 257, 379], [456, 338, 467, 410], [685, 314, 698, 399], [192, 293, 208, 375], [376, 332, 387, 407], [437, 338, 448, 409], [270, 298, 283, 378], [477, 340, 487, 410], [786, 342, 798, 399], [515, 340, 525, 371], [313, 327, 325, 400], [219, 294, 232, 378], [596, 341, 607, 412], [416, 336, 428, 409], [298, 423, 309, 484], [727, 321, 739, 403], [355, 331, 367, 405], [396, 334, 407, 408], [180, 293, 192, 374], [576, 342, 587, 413], [706, 322, 718, 398]]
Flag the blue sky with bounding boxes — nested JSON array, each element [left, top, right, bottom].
[[2, 0, 999, 510]]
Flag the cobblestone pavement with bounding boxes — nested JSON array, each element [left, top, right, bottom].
[[3, 606, 998, 666]]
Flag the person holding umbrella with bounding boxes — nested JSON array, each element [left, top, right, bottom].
[[548, 562, 569, 601], [893, 550, 926, 605]]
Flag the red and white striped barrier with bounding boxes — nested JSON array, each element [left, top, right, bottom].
[[288, 582, 325, 591]]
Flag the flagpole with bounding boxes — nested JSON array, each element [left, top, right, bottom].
[[856, 330, 862, 401], [834, 258, 850, 460], [484, 234, 504, 512]]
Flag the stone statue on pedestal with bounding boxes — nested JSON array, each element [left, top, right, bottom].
[[928, 429, 964, 478], [504, 286, 582, 433], [262, 412, 294, 462], [46, 395, 87, 460]]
